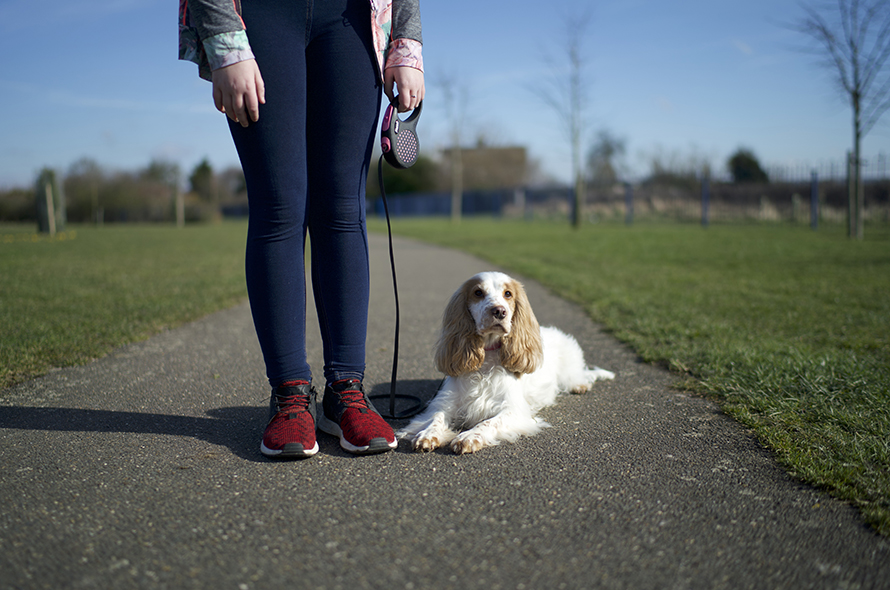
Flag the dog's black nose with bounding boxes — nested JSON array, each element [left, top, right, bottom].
[[491, 306, 507, 320]]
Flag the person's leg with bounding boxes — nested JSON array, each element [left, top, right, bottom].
[[305, 0, 382, 385], [228, 0, 317, 458], [230, 0, 312, 388], [307, 0, 396, 454]]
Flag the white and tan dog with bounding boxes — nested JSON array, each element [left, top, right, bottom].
[[400, 271, 614, 454]]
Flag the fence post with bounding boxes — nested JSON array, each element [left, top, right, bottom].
[[701, 172, 710, 227], [847, 151, 855, 237], [174, 169, 185, 229], [44, 182, 56, 237], [810, 170, 819, 230], [624, 182, 633, 225]]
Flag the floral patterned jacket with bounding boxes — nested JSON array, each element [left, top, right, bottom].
[[179, 0, 423, 83]]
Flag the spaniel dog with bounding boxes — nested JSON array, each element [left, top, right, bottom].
[[400, 271, 614, 454]]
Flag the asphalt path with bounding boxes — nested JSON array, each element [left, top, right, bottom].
[[1, 232, 888, 590]]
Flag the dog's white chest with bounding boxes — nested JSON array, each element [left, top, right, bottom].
[[453, 366, 519, 428]]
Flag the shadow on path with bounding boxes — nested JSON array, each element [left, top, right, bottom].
[[0, 379, 442, 462]]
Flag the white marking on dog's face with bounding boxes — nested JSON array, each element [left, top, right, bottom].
[[467, 272, 516, 336]]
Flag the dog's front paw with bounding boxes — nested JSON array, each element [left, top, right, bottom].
[[451, 433, 486, 455], [412, 433, 442, 452]]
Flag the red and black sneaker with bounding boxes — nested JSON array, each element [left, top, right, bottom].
[[317, 379, 397, 455], [260, 380, 319, 459]]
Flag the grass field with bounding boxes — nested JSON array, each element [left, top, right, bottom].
[[1, 219, 888, 535], [373, 218, 890, 536], [0, 223, 248, 388]]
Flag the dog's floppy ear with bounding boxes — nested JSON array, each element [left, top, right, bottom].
[[435, 278, 485, 376], [500, 279, 543, 375]]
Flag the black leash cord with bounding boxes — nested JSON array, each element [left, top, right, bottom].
[[378, 154, 401, 417], [368, 155, 423, 419]]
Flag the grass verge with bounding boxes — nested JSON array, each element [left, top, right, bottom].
[[372, 218, 890, 536], [1, 223, 248, 388]]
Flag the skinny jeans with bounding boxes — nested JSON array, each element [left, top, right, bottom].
[[228, 0, 381, 387]]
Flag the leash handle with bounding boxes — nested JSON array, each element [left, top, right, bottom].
[[380, 101, 423, 169]]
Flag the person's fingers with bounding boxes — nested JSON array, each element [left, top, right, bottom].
[[400, 87, 423, 112], [250, 69, 266, 122], [388, 67, 425, 112], [244, 88, 260, 125], [213, 84, 226, 114], [224, 91, 246, 126], [236, 98, 250, 127], [211, 60, 263, 127], [255, 69, 266, 109]]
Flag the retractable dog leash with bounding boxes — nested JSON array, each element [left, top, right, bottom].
[[380, 100, 422, 169], [368, 99, 424, 419]]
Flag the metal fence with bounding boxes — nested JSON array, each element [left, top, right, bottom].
[[370, 157, 890, 226]]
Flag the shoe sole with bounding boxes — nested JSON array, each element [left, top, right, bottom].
[[260, 441, 319, 459], [316, 412, 397, 455]]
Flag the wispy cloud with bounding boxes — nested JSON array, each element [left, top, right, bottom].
[[0, 78, 214, 115], [655, 95, 674, 113], [732, 39, 754, 55]]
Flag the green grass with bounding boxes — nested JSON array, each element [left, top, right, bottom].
[[373, 218, 890, 536], [0, 223, 248, 388]]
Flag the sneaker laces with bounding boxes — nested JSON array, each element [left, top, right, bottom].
[[273, 388, 312, 417], [335, 382, 370, 413]]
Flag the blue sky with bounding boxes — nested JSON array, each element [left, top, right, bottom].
[[0, 0, 886, 188]]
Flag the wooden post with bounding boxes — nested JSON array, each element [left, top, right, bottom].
[[91, 178, 102, 225], [450, 146, 463, 224], [44, 182, 56, 237], [624, 182, 633, 225], [701, 172, 710, 228], [572, 172, 584, 228], [175, 169, 184, 228], [848, 152, 854, 236], [810, 170, 819, 230], [856, 162, 865, 240]]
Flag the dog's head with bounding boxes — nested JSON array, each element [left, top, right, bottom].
[[435, 272, 543, 377]]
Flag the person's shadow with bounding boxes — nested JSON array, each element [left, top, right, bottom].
[[0, 379, 440, 462]]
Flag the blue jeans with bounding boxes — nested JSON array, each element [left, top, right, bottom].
[[228, 0, 381, 387]]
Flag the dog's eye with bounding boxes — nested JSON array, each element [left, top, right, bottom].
[[474, 289, 485, 298], [504, 290, 512, 298]]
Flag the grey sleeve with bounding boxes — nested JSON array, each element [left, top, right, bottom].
[[392, 0, 423, 44], [186, 0, 246, 40]]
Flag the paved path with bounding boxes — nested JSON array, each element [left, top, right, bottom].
[[1, 233, 888, 590]]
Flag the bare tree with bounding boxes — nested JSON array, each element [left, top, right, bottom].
[[439, 72, 469, 224], [587, 130, 627, 184], [795, 0, 890, 239], [531, 12, 593, 228]]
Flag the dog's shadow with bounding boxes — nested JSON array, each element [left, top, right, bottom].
[[367, 378, 439, 421], [367, 379, 474, 456], [367, 378, 460, 455], [0, 379, 442, 462]]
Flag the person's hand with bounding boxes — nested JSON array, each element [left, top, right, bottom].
[[211, 59, 266, 127], [384, 66, 425, 112]]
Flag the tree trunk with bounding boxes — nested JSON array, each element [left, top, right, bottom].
[[847, 152, 856, 237], [573, 171, 584, 228], [451, 146, 463, 225], [853, 94, 864, 240], [571, 114, 582, 228]]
